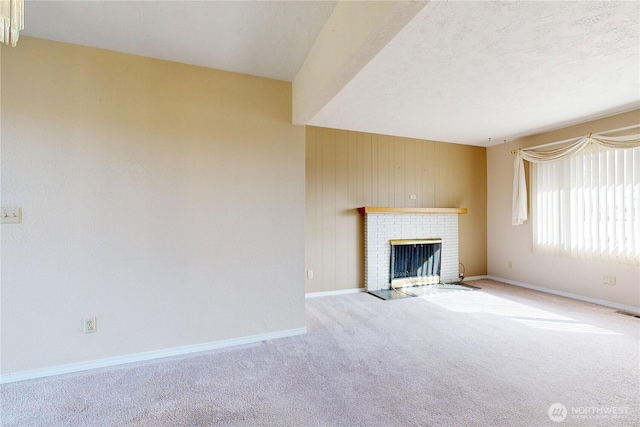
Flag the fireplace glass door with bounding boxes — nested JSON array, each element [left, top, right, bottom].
[[389, 238, 442, 287]]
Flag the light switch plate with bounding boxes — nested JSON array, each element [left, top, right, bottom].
[[1, 207, 22, 224]]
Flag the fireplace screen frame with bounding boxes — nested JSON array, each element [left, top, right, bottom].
[[389, 238, 442, 288]]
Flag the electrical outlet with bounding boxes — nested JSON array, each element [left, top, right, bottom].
[[603, 275, 616, 286], [83, 317, 97, 333], [307, 270, 314, 279], [1, 207, 22, 224]]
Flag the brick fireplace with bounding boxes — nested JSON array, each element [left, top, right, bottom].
[[358, 207, 467, 291]]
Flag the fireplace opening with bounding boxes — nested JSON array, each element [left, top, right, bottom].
[[390, 238, 442, 288]]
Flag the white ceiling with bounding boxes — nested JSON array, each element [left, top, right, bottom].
[[310, 1, 640, 146], [22, 1, 338, 82], [21, 1, 640, 147]]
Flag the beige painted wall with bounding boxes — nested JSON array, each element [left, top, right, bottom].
[[487, 110, 640, 308], [0, 37, 306, 374], [305, 126, 487, 293]]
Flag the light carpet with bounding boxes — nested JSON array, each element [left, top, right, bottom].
[[1, 279, 639, 426]]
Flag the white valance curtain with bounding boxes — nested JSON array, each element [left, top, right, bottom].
[[512, 130, 640, 226]]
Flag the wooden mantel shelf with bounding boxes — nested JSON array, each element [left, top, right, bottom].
[[358, 207, 467, 215]]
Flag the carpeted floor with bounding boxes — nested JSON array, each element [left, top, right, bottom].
[[1, 279, 639, 426]]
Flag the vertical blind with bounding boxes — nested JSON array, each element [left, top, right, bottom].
[[532, 144, 640, 265]]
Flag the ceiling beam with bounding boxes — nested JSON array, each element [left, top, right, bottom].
[[292, 1, 426, 126]]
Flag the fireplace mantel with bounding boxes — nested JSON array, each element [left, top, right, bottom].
[[358, 207, 467, 215]]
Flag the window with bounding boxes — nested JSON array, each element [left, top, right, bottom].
[[532, 143, 639, 265]]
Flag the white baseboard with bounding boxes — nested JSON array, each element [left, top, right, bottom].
[[305, 281, 489, 297], [487, 275, 640, 315], [305, 288, 365, 298], [0, 327, 307, 384]]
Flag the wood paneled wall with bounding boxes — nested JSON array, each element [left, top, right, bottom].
[[305, 126, 487, 293]]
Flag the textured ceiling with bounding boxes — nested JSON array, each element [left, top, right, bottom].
[[309, 1, 640, 146], [19, 1, 640, 147]]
